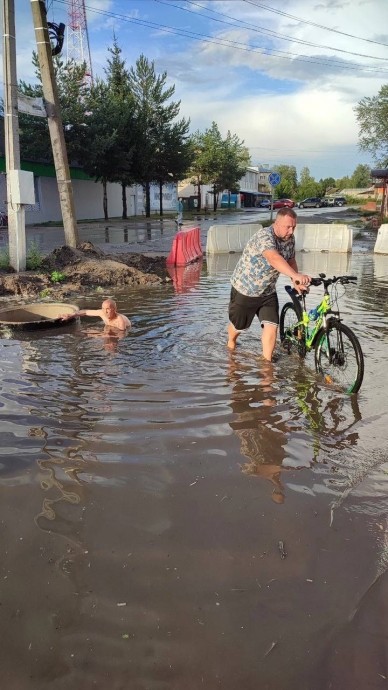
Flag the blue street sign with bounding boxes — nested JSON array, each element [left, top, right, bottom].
[[268, 172, 281, 186]]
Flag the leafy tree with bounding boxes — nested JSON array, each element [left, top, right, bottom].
[[317, 177, 336, 196], [189, 123, 250, 211], [273, 165, 298, 199], [350, 164, 371, 188], [354, 84, 388, 166], [335, 175, 351, 190], [298, 167, 320, 199]]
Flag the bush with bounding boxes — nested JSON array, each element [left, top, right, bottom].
[[0, 248, 10, 270], [26, 241, 43, 270]]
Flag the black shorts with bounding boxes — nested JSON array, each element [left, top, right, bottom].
[[228, 286, 279, 331]]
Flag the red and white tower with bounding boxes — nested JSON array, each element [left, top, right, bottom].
[[66, 0, 93, 80]]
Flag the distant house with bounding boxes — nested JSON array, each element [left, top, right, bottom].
[[178, 165, 272, 210]]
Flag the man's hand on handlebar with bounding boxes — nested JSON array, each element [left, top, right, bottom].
[[292, 274, 311, 293]]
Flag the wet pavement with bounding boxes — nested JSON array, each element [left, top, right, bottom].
[[0, 212, 387, 689]]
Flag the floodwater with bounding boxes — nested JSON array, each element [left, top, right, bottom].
[[1, 248, 388, 689]]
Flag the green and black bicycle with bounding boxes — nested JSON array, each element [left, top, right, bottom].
[[279, 274, 364, 394]]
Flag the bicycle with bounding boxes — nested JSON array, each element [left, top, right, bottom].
[[279, 274, 364, 394]]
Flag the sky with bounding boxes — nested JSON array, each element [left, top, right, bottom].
[[6, 0, 388, 180]]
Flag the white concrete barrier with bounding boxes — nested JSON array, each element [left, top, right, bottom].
[[206, 252, 241, 275], [294, 224, 352, 253], [206, 224, 262, 254], [295, 250, 351, 277], [374, 224, 388, 254]]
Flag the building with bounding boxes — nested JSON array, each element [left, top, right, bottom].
[[0, 156, 178, 224], [178, 165, 272, 211]]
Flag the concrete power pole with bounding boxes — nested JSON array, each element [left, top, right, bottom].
[[30, 0, 79, 247], [2, 0, 27, 271]]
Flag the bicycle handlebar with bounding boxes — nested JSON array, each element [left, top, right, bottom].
[[295, 275, 357, 288]]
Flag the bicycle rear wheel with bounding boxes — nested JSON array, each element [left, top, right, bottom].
[[279, 302, 305, 358], [314, 320, 364, 394]]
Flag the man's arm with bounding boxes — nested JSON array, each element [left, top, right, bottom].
[[60, 308, 103, 321], [263, 249, 310, 287]]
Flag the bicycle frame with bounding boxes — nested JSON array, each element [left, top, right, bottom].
[[284, 285, 335, 351]]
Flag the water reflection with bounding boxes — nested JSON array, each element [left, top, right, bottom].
[[166, 259, 203, 293], [228, 352, 362, 504]]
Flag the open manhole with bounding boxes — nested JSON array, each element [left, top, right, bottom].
[[0, 302, 79, 330]]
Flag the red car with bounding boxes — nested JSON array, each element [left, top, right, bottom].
[[272, 199, 295, 209]]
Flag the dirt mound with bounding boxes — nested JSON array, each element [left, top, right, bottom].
[[0, 243, 169, 301]]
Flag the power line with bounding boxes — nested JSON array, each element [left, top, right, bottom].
[[156, 0, 388, 62], [54, 0, 388, 75], [243, 0, 388, 49]]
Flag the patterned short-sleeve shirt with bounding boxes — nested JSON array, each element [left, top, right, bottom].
[[231, 225, 295, 297]]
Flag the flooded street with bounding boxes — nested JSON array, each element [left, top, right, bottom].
[[1, 248, 388, 689]]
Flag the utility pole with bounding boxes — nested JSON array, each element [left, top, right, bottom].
[[2, 0, 27, 271], [30, 0, 79, 246]]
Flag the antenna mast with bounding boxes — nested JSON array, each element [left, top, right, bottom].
[[66, 0, 93, 79]]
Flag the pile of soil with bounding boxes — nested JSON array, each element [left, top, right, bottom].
[[0, 242, 169, 300]]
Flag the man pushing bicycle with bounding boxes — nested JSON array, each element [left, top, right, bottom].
[[227, 208, 311, 361]]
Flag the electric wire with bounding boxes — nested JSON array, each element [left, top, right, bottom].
[[53, 0, 388, 75], [155, 0, 388, 62]]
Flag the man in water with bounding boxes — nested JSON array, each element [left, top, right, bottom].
[[61, 299, 131, 331], [227, 208, 310, 361]]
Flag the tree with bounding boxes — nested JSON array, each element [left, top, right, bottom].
[[19, 54, 90, 165], [189, 123, 250, 211], [128, 54, 182, 217], [350, 164, 371, 188], [103, 40, 136, 219], [273, 165, 298, 199], [298, 167, 320, 199], [82, 79, 134, 220], [354, 84, 388, 166]]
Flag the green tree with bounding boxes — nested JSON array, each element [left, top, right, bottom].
[[350, 164, 371, 188], [354, 84, 388, 166], [128, 54, 182, 217], [154, 123, 194, 215], [189, 123, 250, 211], [82, 79, 134, 220], [273, 165, 298, 199], [19, 54, 90, 164], [298, 167, 319, 199], [103, 40, 136, 219]]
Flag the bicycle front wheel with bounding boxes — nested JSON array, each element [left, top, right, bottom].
[[314, 320, 364, 394], [279, 302, 305, 358]]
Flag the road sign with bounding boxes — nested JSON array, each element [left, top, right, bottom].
[[268, 172, 281, 186]]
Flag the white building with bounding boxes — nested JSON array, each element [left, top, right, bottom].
[[0, 161, 178, 224], [178, 165, 272, 210]]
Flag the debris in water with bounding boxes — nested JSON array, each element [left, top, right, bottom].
[[278, 540, 287, 559]]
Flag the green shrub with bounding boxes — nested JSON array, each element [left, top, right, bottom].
[[39, 288, 52, 298], [0, 248, 10, 269], [50, 270, 66, 283], [26, 241, 43, 270]]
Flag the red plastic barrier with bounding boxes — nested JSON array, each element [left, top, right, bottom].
[[166, 259, 203, 293], [166, 226, 203, 266]]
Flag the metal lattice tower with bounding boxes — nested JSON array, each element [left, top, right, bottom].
[[66, 0, 93, 80]]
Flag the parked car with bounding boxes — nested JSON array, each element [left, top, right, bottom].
[[297, 197, 324, 209], [333, 196, 347, 206], [258, 198, 271, 208], [273, 198, 295, 209]]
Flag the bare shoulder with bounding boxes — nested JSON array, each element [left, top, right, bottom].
[[117, 314, 131, 329]]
